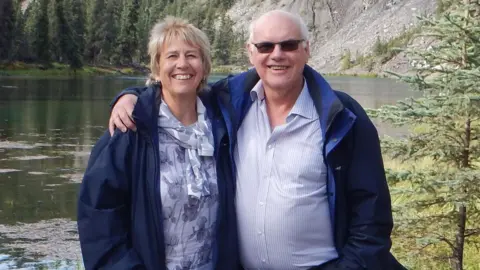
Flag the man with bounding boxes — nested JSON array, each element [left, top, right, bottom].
[[109, 10, 404, 270]]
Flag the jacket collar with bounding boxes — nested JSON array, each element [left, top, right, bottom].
[[132, 84, 216, 136], [132, 85, 158, 136], [237, 65, 344, 136]]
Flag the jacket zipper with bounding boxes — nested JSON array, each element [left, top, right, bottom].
[[149, 134, 165, 269]]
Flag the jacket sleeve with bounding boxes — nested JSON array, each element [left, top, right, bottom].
[[331, 96, 396, 270], [77, 130, 145, 270], [109, 86, 148, 109]]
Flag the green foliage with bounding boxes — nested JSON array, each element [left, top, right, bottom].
[[84, 0, 106, 64], [67, 0, 86, 63], [54, 0, 71, 62], [5, 0, 247, 71], [213, 14, 235, 65], [371, 27, 418, 64], [340, 49, 352, 70], [436, 0, 453, 16], [0, 0, 16, 61], [116, 0, 140, 65], [10, 0, 30, 61], [34, 0, 51, 66], [371, 1, 480, 269], [104, 0, 121, 64]]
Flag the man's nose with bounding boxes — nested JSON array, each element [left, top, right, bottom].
[[270, 44, 284, 59]]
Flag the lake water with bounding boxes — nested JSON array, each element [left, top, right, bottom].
[[0, 74, 417, 269]]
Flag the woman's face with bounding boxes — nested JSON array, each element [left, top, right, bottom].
[[157, 39, 205, 98]]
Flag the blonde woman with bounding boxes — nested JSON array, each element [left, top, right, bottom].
[[77, 17, 238, 270]]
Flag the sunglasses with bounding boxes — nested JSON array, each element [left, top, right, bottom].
[[252, 39, 305, 53]]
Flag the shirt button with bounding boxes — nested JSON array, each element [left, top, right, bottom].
[[262, 259, 266, 263], [259, 201, 264, 206], [268, 144, 273, 149], [258, 231, 263, 235]]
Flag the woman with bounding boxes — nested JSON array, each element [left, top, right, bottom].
[[77, 17, 238, 270]]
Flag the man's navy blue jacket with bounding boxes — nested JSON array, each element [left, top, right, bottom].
[[77, 85, 239, 270], [213, 65, 405, 270], [79, 65, 405, 270]]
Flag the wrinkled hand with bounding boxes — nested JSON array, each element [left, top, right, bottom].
[[109, 94, 138, 136]]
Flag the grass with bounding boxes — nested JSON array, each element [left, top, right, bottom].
[[211, 65, 249, 74], [324, 72, 380, 78]]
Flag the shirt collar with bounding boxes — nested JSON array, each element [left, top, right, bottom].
[[289, 79, 318, 120], [249, 78, 318, 120], [250, 79, 265, 101]]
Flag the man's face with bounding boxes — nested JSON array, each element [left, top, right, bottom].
[[247, 14, 310, 93]]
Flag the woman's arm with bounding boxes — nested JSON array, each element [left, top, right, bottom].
[[77, 130, 145, 270]]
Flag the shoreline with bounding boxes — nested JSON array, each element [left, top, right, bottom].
[[0, 62, 381, 78]]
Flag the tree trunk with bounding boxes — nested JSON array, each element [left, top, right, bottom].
[[452, 118, 470, 270], [452, 206, 466, 270], [451, 2, 472, 268]]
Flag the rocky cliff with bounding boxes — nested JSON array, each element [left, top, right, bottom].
[[227, 0, 437, 74]]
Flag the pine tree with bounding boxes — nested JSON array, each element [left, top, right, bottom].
[[201, 3, 216, 46], [116, 0, 140, 65], [68, 0, 86, 63], [0, 0, 16, 61], [136, 0, 153, 63], [48, 0, 60, 61], [103, 0, 120, 64], [11, 0, 31, 61], [84, 0, 106, 64], [370, 1, 480, 269], [54, 0, 70, 62], [212, 14, 235, 65], [34, 0, 52, 66]]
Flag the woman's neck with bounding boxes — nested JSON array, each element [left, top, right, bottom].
[[162, 92, 197, 126]]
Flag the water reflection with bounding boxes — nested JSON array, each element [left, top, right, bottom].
[[0, 75, 416, 269]]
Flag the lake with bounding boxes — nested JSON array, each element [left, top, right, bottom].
[[0, 74, 416, 269]]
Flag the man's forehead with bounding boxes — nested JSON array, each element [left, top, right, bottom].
[[253, 15, 300, 40]]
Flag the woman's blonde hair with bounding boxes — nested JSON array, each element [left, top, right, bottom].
[[146, 16, 212, 90]]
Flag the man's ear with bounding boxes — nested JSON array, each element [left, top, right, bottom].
[[246, 43, 254, 65], [305, 40, 311, 58]]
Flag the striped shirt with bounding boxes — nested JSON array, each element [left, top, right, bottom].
[[234, 79, 338, 270]]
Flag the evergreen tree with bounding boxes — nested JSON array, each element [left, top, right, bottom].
[[55, 0, 83, 70], [116, 0, 140, 65], [212, 14, 235, 65], [48, 0, 60, 61], [68, 0, 86, 63], [0, 0, 15, 61], [34, 0, 52, 66], [137, 0, 153, 63], [103, 0, 121, 64], [85, 0, 106, 64], [11, 0, 31, 61], [54, 0, 70, 62], [370, 1, 480, 269], [23, 0, 40, 62], [201, 3, 216, 45]]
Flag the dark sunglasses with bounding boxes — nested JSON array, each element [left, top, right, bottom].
[[252, 39, 305, 53]]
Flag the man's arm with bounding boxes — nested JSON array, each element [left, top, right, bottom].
[[328, 93, 400, 270], [108, 87, 146, 135], [77, 131, 145, 270]]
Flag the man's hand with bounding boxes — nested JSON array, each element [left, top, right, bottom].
[[109, 94, 138, 136]]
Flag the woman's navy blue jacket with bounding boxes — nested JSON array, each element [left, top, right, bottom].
[[77, 85, 239, 270]]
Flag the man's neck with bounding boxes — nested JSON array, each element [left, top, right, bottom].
[[162, 92, 197, 126], [263, 81, 303, 128]]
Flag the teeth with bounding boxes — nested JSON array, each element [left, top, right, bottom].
[[270, 66, 287, 70], [174, 75, 192, 80]]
